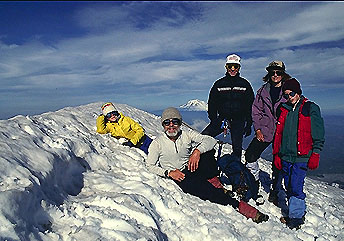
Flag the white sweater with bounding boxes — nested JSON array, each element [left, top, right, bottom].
[[146, 129, 217, 177]]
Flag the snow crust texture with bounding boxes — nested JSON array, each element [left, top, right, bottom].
[[0, 102, 343, 241]]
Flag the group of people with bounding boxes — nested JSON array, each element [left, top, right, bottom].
[[96, 54, 325, 229]]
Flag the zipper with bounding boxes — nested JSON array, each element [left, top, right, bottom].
[[174, 141, 178, 153]]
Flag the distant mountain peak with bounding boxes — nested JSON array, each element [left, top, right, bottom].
[[179, 99, 207, 111]]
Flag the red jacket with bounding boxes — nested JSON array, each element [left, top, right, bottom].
[[273, 98, 312, 156]]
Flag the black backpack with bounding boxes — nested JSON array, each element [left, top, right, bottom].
[[217, 153, 259, 202]]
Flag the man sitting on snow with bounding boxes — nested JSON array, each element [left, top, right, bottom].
[[146, 107, 269, 223]]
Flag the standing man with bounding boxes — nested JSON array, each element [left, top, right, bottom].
[[146, 107, 269, 223], [202, 54, 254, 159], [244, 60, 291, 205], [273, 78, 325, 230]]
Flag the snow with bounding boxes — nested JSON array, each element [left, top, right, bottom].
[[179, 99, 208, 111], [0, 102, 343, 241]]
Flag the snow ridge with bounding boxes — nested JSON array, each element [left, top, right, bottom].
[[0, 102, 343, 240]]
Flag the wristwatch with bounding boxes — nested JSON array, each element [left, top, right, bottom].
[[164, 170, 169, 178]]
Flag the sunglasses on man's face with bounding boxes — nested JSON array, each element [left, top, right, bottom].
[[106, 111, 120, 119], [283, 91, 297, 99], [226, 64, 240, 70], [269, 70, 283, 76], [162, 118, 182, 127]]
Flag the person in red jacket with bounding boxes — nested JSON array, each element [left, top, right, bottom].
[[273, 78, 325, 230]]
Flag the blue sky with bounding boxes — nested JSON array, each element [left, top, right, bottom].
[[1, 1, 344, 119]]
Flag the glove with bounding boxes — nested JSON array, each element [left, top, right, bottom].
[[244, 123, 252, 137], [308, 153, 320, 170], [273, 154, 282, 170], [122, 141, 134, 147]]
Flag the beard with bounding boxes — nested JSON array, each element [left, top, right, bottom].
[[165, 126, 181, 137]]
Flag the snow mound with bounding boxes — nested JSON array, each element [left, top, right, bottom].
[[0, 102, 343, 240]]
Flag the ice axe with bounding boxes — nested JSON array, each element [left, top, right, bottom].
[[221, 119, 230, 138]]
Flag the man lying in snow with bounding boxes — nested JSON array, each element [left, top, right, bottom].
[[96, 102, 152, 154], [146, 107, 269, 223]]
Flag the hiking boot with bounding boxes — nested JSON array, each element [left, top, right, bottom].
[[280, 216, 304, 230], [287, 218, 304, 230], [223, 188, 236, 198], [238, 201, 269, 223], [253, 210, 269, 224], [268, 191, 279, 207]]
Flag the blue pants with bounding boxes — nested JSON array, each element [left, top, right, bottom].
[[138, 135, 152, 154], [271, 161, 284, 195], [282, 161, 307, 219]]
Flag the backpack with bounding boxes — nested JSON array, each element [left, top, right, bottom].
[[217, 153, 259, 202]]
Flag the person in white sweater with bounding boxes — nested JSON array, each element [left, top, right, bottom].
[[146, 107, 269, 223]]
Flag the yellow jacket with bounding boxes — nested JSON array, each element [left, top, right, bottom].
[[96, 113, 144, 145]]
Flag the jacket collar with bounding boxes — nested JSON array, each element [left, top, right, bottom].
[[225, 72, 240, 78], [283, 96, 304, 111]]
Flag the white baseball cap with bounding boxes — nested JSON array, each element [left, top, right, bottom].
[[225, 54, 241, 65]]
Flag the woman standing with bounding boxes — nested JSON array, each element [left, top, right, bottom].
[[244, 61, 291, 205]]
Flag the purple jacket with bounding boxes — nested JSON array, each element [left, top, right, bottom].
[[252, 83, 287, 142]]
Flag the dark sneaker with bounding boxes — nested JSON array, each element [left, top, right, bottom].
[[253, 211, 269, 223]]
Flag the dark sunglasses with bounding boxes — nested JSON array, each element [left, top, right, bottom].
[[162, 118, 182, 126], [226, 64, 240, 70], [106, 111, 120, 119], [283, 91, 297, 99], [269, 70, 283, 76]]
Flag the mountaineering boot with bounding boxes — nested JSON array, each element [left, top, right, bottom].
[[280, 212, 306, 230], [286, 218, 304, 230], [238, 201, 269, 223], [254, 210, 269, 223], [268, 190, 279, 207]]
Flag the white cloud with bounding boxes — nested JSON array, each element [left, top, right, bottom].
[[0, 2, 344, 118]]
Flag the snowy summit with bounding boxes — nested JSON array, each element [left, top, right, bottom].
[[179, 99, 208, 111], [0, 102, 343, 241]]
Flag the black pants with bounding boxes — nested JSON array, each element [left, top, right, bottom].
[[202, 118, 245, 159], [194, 149, 220, 179], [244, 137, 271, 163], [174, 150, 239, 208]]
